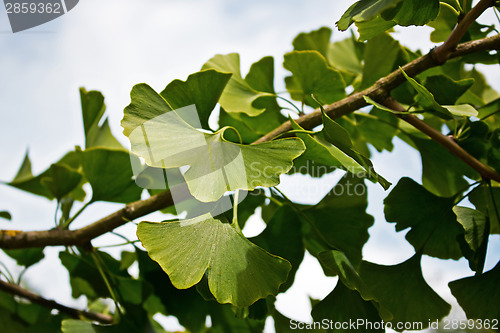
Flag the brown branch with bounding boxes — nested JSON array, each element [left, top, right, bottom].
[[0, 278, 113, 324], [433, 0, 496, 63], [254, 34, 500, 144], [0, 11, 499, 250], [0, 189, 174, 249], [384, 98, 500, 183]]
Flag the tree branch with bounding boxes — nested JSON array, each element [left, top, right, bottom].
[[433, 0, 496, 63], [0, 21, 499, 250], [0, 278, 113, 324], [253, 34, 500, 144], [383, 97, 500, 183], [0, 190, 174, 249]]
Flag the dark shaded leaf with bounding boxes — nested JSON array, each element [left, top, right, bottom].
[[384, 177, 464, 259], [359, 254, 451, 327], [449, 260, 500, 320]]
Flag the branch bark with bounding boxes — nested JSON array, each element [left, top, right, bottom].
[[0, 278, 113, 324], [384, 98, 500, 183], [1, 10, 499, 249]]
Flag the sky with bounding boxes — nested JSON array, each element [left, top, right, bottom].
[[0, 1, 499, 332]]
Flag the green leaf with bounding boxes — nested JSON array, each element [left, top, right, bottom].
[[321, 110, 391, 189], [336, 0, 402, 31], [127, 106, 305, 202], [453, 206, 488, 252], [284, 51, 345, 107], [363, 96, 404, 114], [210, 303, 266, 333], [423, 76, 474, 105], [312, 282, 384, 332], [137, 214, 291, 307], [427, 2, 459, 42], [80, 148, 142, 203], [159, 69, 231, 130], [303, 175, 374, 266], [80, 88, 124, 150], [7, 152, 54, 199], [356, 16, 396, 41], [384, 177, 464, 259], [136, 249, 210, 332], [202, 53, 271, 116], [219, 57, 286, 143], [449, 260, 500, 320], [122, 83, 174, 137], [40, 163, 82, 200], [292, 27, 331, 57], [0, 211, 11, 221], [401, 69, 478, 118], [327, 35, 364, 76], [359, 254, 451, 326], [7, 151, 86, 201], [251, 205, 304, 292], [468, 184, 500, 234], [391, 0, 439, 26], [317, 250, 373, 300], [360, 33, 401, 89], [453, 206, 489, 273], [3, 247, 44, 267], [412, 137, 477, 198]]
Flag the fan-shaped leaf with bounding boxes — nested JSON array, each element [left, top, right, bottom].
[[137, 214, 291, 307]]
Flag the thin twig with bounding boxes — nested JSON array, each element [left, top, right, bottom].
[[0, 278, 113, 324], [384, 97, 500, 183]]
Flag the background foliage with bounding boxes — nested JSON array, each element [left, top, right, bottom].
[[1, 0, 500, 332]]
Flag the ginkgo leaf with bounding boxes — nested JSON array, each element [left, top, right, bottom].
[[283, 50, 345, 107], [453, 206, 488, 252], [337, 0, 402, 31], [80, 88, 124, 150], [449, 260, 500, 320], [292, 27, 332, 57], [159, 69, 231, 130], [389, 0, 439, 26], [317, 250, 373, 301], [320, 110, 391, 189], [401, 69, 478, 118], [126, 100, 305, 202], [80, 148, 143, 203], [137, 214, 291, 307], [359, 254, 451, 326], [40, 163, 82, 200], [303, 175, 374, 266], [384, 177, 464, 259], [312, 282, 384, 332], [202, 53, 272, 116]]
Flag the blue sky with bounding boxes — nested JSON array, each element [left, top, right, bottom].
[[1, 1, 499, 331]]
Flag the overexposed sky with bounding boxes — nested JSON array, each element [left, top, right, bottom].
[[0, 1, 499, 331]]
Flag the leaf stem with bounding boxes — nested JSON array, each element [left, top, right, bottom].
[[276, 95, 302, 115], [62, 201, 92, 229], [232, 190, 241, 231], [271, 187, 336, 251]]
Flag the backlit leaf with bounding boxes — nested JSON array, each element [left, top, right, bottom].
[[137, 214, 291, 307], [284, 51, 345, 107], [126, 101, 305, 202], [202, 53, 272, 116]]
